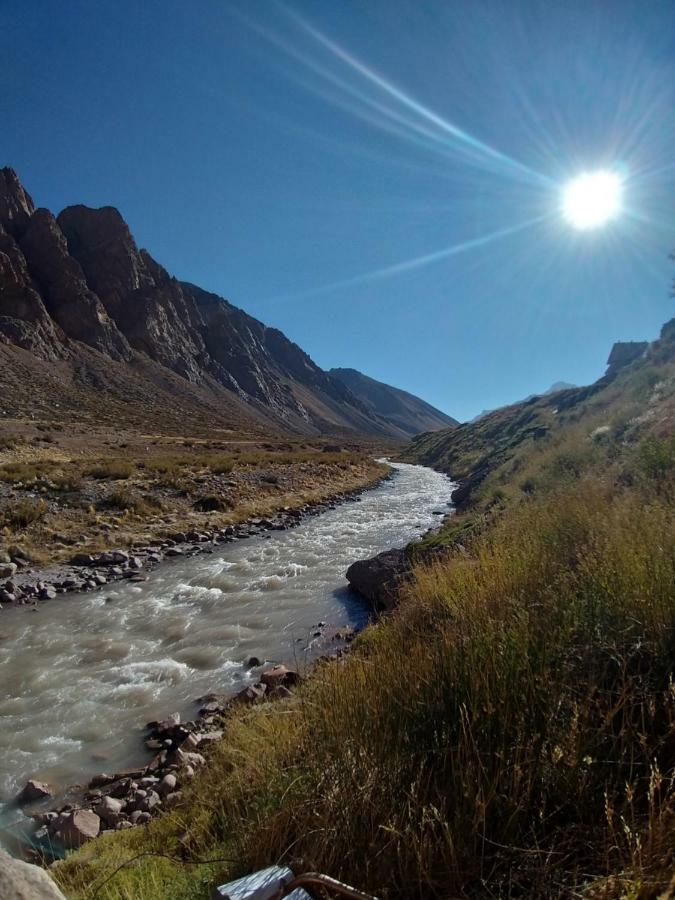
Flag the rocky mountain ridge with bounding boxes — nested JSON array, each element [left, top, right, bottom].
[[0, 168, 446, 438], [329, 367, 458, 437]]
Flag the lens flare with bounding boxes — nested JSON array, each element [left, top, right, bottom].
[[562, 171, 623, 229]]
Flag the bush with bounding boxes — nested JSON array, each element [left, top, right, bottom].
[[193, 494, 231, 512], [2, 499, 47, 530], [84, 460, 134, 480]]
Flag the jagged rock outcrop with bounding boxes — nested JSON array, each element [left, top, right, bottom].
[[0, 167, 440, 436], [605, 340, 648, 378], [0, 224, 65, 360], [19, 209, 130, 359], [0, 167, 35, 237]]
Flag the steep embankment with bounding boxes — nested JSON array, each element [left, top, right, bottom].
[[52, 319, 675, 899]]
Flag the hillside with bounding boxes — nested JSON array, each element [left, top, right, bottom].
[[329, 367, 458, 437], [53, 318, 675, 899], [0, 168, 402, 439]]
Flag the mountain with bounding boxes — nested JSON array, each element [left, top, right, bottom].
[[0, 168, 403, 438], [329, 368, 458, 437], [403, 321, 673, 508]]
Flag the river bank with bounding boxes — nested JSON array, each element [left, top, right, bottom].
[[0, 462, 455, 861], [0, 466, 391, 610], [0, 428, 392, 579]]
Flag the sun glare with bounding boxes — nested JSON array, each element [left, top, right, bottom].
[[562, 170, 623, 230]]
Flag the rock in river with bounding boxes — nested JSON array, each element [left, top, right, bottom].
[[345, 547, 411, 611]]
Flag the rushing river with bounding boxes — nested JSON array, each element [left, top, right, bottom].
[[0, 462, 453, 830]]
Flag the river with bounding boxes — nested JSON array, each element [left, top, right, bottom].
[[0, 461, 453, 832]]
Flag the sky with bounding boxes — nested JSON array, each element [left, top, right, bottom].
[[2, 0, 674, 422]]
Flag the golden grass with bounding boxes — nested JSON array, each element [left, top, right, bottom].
[[53, 459, 675, 899]]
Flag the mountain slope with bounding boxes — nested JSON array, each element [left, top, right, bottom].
[[403, 320, 672, 514], [329, 367, 458, 437], [0, 167, 399, 438]]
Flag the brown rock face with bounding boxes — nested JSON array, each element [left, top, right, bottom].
[[0, 224, 65, 360], [19, 209, 130, 359], [58, 207, 207, 378], [0, 168, 423, 436], [57, 205, 154, 315]]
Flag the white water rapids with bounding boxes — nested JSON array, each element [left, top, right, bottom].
[[0, 462, 453, 832]]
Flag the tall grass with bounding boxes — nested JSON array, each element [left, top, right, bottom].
[[54, 474, 675, 899]]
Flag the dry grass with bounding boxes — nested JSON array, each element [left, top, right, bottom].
[[53, 445, 675, 899], [1, 498, 48, 530], [83, 460, 135, 480]]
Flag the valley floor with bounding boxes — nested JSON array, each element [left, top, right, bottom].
[[0, 421, 390, 585]]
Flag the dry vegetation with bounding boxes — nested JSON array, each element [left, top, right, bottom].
[[49, 324, 675, 899], [0, 427, 390, 567]]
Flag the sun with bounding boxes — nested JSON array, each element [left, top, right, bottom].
[[562, 170, 623, 230]]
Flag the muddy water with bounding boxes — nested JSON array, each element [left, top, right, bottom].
[[0, 462, 453, 824]]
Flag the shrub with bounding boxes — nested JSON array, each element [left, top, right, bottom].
[[193, 494, 231, 512], [84, 460, 134, 480], [104, 489, 152, 514], [2, 499, 47, 530]]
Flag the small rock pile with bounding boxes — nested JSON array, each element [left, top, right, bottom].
[[23, 664, 303, 855]]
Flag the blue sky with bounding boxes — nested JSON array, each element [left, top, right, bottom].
[[2, 0, 674, 421]]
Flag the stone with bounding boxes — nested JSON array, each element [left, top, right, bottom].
[[260, 665, 301, 689], [70, 553, 95, 567], [157, 773, 177, 796], [245, 656, 262, 669], [0, 847, 67, 900], [234, 682, 267, 704], [179, 733, 200, 752], [164, 791, 183, 808], [195, 731, 223, 746], [95, 795, 124, 826], [268, 685, 293, 701], [96, 550, 129, 566], [346, 547, 411, 611], [0, 563, 17, 579], [137, 790, 161, 813], [55, 809, 100, 848], [129, 810, 152, 825], [17, 779, 52, 804]]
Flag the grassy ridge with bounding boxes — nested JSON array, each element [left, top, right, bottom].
[[53, 323, 675, 899]]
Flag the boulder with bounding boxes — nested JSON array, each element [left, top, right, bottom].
[[345, 547, 411, 611], [55, 809, 100, 849], [17, 779, 53, 804], [157, 773, 177, 796], [0, 847, 67, 900], [0, 563, 17, 579], [234, 683, 267, 704], [70, 553, 94, 566], [164, 791, 183, 809], [95, 795, 125, 826], [260, 665, 301, 689]]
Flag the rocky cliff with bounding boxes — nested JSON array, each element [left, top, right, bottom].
[[0, 168, 428, 437]]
